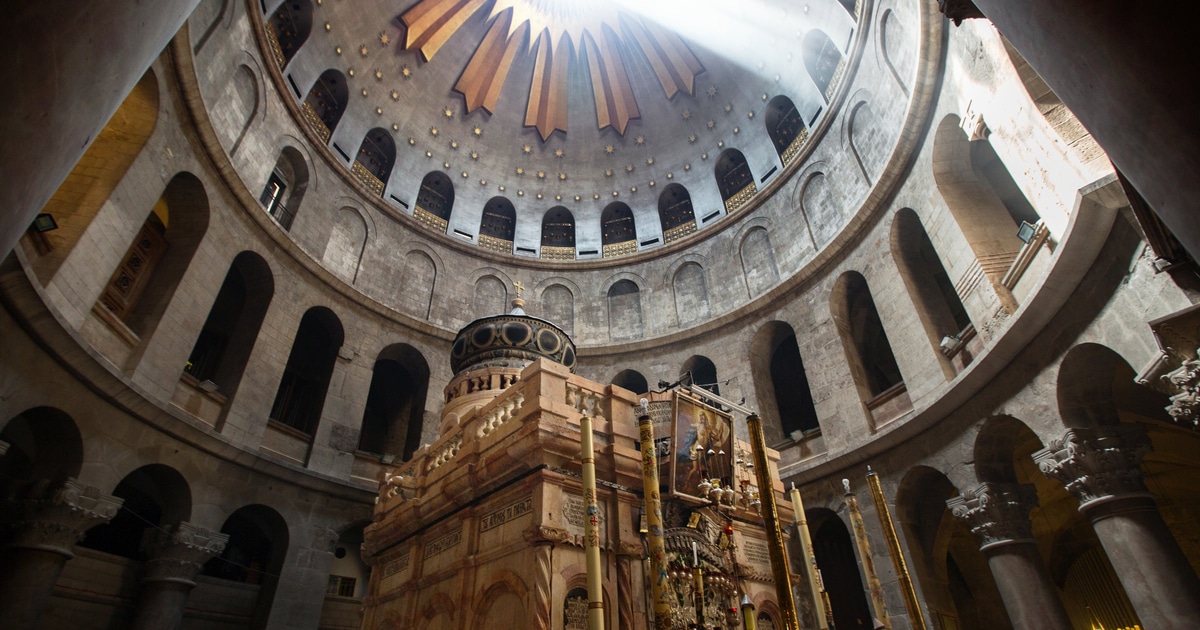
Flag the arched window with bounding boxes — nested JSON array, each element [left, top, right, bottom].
[[803, 30, 842, 101], [612, 369, 649, 395], [302, 69, 348, 143], [607, 280, 643, 340], [932, 115, 1043, 312], [80, 465, 191, 560], [658, 183, 696, 244], [810, 509, 874, 629], [204, 505, 289, 628], [0, 407, 83, 498], [601, 202, 636, 258], [358, 345, 430, 462], [541, 207, 575, 260], [681, 355, 719, 396], [29, 69, 157, 284], [259, 146, 309, 230], [765, 95, 807, 161], [541, 284, 574, 336], [184, 252, 274, 403], [267, 0, 313, 67], [415, 171, 454, 233], [353, 128, 395, 196], [831, 272, 909, 428], [479, 196, 515, 253], [891, 209, 974, 377], [269, 307, 343, 436], [97, 172, 210, 340], [751, 322, 819, 444], [714, 149, 755, 213]]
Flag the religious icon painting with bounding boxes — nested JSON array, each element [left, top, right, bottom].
[[670, 392, 733, 502]]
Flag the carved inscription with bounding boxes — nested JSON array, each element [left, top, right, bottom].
[[383, 551, 410, 577], [744, 539, 771, 569], [481, 497, 532, 532], [424, 529, 462, 559], [564, 493, 606, 530], [564, 588, 589, 629]]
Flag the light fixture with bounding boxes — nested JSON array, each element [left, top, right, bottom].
[[32, 214, 58, 232], [1017, 221, 1036, 243]]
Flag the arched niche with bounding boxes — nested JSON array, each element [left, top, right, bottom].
[[681, 355, 719, 396], [541, 207, 575, 260], [204, 504, 290, 628], [750, 321, 819, 445], [479, 196, 515, 252], [658, 183, 696, 244], [96, 172, 210, 342], [260, 146, 310, 231], [184, 251, 275, 405], [612, 369, 649, 395], [416, 171, 455, 233], [540, 283, 575, 336], [714, 149, 755, 213], [29, 69, 158, 284], [266, 0, 313, 67], [269, 306, 344, 436], [601, 202, 636, 258], [830, 271, 907, 428], [607, 279, 643, 341], [808, 509, 872, 629], [358, 344, 431, 462], [353, 128, 395, 196], [303, 69, 348, 143], [803, 29, 843, 101], [0, 407, 84, 497], [323, 207, 369, 283], [890, 208, 974, 379], [472, 274, 508, 319], [765, 95, 807, 161], [672, 261, 710, 325], [80, 464, 191, 559]]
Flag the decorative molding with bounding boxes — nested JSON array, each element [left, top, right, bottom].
[[141, 521, 229, 584], [5, 478, 123, 557], [1139, 304, 1200, 429], [946, 483, 1037, 550], [1033, 425, 1152, 508]]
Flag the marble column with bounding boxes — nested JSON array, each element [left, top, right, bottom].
[[0, 478, 123, 630], [1034, 425, 1200, 629], [946, 482, 1072, 630], [130, 521, 228, 630]]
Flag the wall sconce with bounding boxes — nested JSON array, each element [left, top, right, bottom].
[[32, 214, 58, 233]]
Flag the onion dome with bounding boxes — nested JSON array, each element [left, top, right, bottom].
[[450, 295, 576, 375]]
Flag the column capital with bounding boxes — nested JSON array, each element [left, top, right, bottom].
[[141, 522, 229, 585], [4, 478, 123, 557], [946, 482, 1038, 550], [1032, 425, 1152, 509]]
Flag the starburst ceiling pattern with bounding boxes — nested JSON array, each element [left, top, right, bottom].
[[400, 0, 704, 139]]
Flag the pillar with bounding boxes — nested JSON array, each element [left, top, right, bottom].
[[0, 478, 123, 630], [0, 0, 201, 259], [130, 522, 228, 630], [1034, 425, 1200, 629], [946, 482, 1071, 630]]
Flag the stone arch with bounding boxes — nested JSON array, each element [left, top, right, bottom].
[[607, 279, 643, 341], [398, 249, 437, 319], [890, 208, 973, 379], [417, 171, 455, 228], [601, 201, 636, 257], [880, 9, 913, 94], [96, 171, 211, 343], [541, 206, 575, 260], [803, 29, 842, 101], [1056, 343, 1170, 430], [830, 271, 906, 427], [765, 94, 806, 161], [191, 0, 233, 54], [359, 344, 431, 462], [354, 128, 396, 196], [185, 250, 275, 413], [0, 407, 84, 496], [680, 355, 719, 396], [479, 196, 515, 249], [847, 98, 886, 183], [612, 369, 649, 395], [303, 69, 349, 142], [260, 145, 310, 230], [31, 68, 158, 284], [749, 321, 819, 444], [472, 570, 528, 629], [269, 306, 344, 437], [740, 226, 779, 298], [799, 170, 840, 248], [808, 508, 872, 628], [1000, 38, 1102, 167], [658, 183, 696, 243], [714, 148, 755, 210], [672, 261, 710, 325], [416, 592, 457, 629], [324, 206, 369, 283], [539, 282, 575, 336], [472, 274, 509, 319], [204, 504, 290, 629], [266, 0, 313, 67], [80, 464, 192, 559]]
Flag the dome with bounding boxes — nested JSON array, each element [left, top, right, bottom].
[[450, 298, 577, 374]]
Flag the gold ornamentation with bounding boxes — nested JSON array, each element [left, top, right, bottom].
[[479, 234, 512, 254], [540, 245, 575, 261], [379, 32, 390, 45], [604, 145, 614, 154], [663, 220, 696, 244], [360, 44, 369, 56], [603, 240, 637, 258], [401, 65, 411, 78], [724, 182, 757, 214], [414, 206, 449, 233], [351, 161, 385, 197], [706, 85, 718, 97]]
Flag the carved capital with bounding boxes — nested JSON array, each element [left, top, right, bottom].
[[946, 483, 1037, 550], [616, 539, 644, 557], [1163, 354, 1200, 428], [4, 478, 123, 557], [524, 524, 571, 545], [141, 521, 229, 584], [1033, 425, 1152, 508], [937, 0, 986, 25]]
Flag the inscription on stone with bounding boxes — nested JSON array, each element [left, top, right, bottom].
[[564, 588, 589, 630], [745, 539, 770, 568], [564, 493, 606, 529], [481, 497, 532, 532], [424, 529, 462, 559], [383, 551, 410, 577]]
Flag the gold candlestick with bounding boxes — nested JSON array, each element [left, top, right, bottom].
[[581, 413, 605, 629], [844, 479, 889, 629], [790, 483, 830, 629], [637, 400, 673, 629], [747, 414, 800, 630], [866, 468, 927, 630]]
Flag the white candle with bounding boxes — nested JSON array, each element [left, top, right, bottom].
[[693, 540, 698, 566]]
